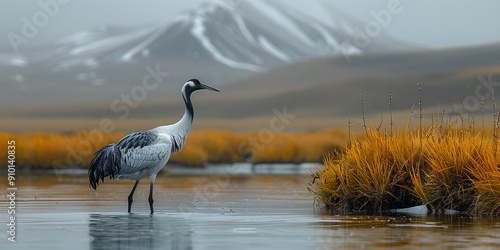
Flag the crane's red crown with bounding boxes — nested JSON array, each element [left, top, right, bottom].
[[188, 79, 200, 85]]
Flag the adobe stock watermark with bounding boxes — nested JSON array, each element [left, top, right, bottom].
[[237, 106, 297, 158], [175, 106, 297, 218], [445, 74, 500, 117], [340, 0, 406, 63], [7, 0, 71, 54], [51, 65, 170, 180], [185, 0, 244, 59]]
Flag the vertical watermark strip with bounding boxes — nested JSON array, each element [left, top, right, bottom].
[[6, 139, 16, 243]]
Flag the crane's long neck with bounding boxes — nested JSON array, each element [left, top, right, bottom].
[[154, 87, 194, 153], [179, 89, 194, 127]]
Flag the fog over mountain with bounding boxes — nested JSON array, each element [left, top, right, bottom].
[[1, 0, 500, 50], [0, 0, 414, 106], [1, 1, 412, 69]]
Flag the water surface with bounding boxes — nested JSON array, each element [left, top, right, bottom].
[[1, 164, 500, 249]]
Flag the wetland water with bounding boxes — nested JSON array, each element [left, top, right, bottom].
[[1, 163, 500, 249]]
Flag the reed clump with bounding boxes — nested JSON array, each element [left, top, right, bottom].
[[309, 129, 422, 211], [310, 125, 500, 216], [310, 82, 500, 216], [309, 128, 500, 215]]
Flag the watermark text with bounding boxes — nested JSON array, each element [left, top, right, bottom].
[[6, 140, 17, 243]]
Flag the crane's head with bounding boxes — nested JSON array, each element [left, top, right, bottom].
[[184, 78, 220, 93]]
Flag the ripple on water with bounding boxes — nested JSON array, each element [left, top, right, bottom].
[[2, 173, 500, 249]]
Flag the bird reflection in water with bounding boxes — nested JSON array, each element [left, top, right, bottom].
[[89, 213, 192, 250]]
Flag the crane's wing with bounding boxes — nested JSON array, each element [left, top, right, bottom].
[[114, 131, 172, 176], [89, 130, 173, 188]]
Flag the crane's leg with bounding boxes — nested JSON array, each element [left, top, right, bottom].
[[148, 182, 154, 214], [149, 174, 156, 214], [128, 180, 140, 213]]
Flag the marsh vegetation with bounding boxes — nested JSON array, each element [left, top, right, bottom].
[[0, 128, 348, 169], [309, 84, 500, 215]]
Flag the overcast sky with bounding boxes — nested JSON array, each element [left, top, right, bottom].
[[1, 0, 499, 51]]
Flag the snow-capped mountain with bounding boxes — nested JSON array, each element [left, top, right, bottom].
[[118, 0, 363, 72], [2, 0, 410, 73], [0, 0, 416, 108]]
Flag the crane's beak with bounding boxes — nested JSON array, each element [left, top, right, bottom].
[[201, 83, 220, 92]]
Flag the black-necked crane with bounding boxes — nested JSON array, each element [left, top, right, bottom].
[[88, 79, 219, 214]]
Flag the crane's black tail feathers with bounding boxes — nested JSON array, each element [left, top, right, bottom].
[[89, 144, 120, 190]]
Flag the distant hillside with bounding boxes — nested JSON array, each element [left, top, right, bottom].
[[2, 43, 499, 132]]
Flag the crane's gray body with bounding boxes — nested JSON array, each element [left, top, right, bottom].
[[91, 111, 191, 183]]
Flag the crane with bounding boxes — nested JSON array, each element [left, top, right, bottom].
[[88, 79, 219, 214]]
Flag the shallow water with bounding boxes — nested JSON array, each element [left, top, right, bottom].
[[2, 164, 500, 249]]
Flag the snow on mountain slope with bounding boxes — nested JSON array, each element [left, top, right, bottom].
[[15, 0, 407, 74], [0, 0, 415, 102], [117, 0, 363, 71], [0, 53, 26, 67]]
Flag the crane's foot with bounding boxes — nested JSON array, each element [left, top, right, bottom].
[[149, 197, 154, 214], [128, 196, 133, 213]]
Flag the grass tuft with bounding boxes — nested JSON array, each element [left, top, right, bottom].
[[309, 126, 500, 216], [310, 82, 500, 216]]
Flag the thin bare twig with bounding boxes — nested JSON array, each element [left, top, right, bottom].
[[359, 93, 368, 136], [389, 91, 394, 137]]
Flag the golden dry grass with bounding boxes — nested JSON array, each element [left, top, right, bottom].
[[309, 129, 421, 211], [0, 130, 127, 169], [249, 129, 347, 164], [0, 128, 348, 169], [308, 127, 500, 216]]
